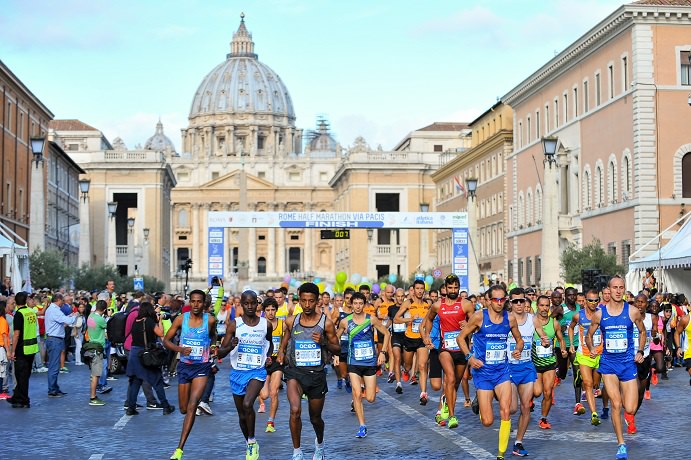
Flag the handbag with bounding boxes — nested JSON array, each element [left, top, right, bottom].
[[138, 320, 167, 368]]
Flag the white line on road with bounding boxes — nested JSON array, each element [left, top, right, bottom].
[[377, 388, 495, 460], [498, 428, 654, 444], [88, 455, 104, 460], [112, 414, 132, 431]]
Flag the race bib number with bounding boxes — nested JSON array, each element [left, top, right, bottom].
[[352, 340, 374, 361], [216, 322, 226, 336], [411, 318, 422, 333], [272, 335, 281, 352], [485, 341, 507, 364], [632, 329, 651, 354], [236, 343, 263, 369], [295, 340, 321, 367], [592, 331, 602, 347], [393, 322, 406, 333], [535, 343, 552, 358], [443, 331, 460, 351], [340, 333, 348, 343], [181, 337, 204, 362], [605, 329, 627, 353], [508, 338, 531, 363]]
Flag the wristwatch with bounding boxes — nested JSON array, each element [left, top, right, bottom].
[[465, 353, 472, 361], [636, 350, 644, 355]]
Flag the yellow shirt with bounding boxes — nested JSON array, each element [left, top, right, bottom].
[[277, 303, 303, 321], [405, 301, 429, 339]]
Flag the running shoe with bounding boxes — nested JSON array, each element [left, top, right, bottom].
[[529, 400, 535, 412], [0, 393, 10, 400], [395, 383, 403, 394], [170, 448, 183, 460], [89, 397, 106, 406], [402, 370, 410, 382], [387, 372, 395, 383], [97, 385, 113, 394], [464, 398, 471, 408], [538, 418, 551, 429], [580, 391, 587, 402], [199, 401, 213, 415], [258, 401, 266, 413], [376, 368, 382, 377], [616, 444, 628, 459], [644, 390, 651, 400], [419, 392, 428, 406], [440, 395, 449, 419], [195, 408, 202, 416], [291, 452, 304, 460], [345, 379, 352, 394], [246, 441, 259, 460], [337, 379, 343, 390], [410, 375, 418, 385], [594, 388, 602, 398], [265, 421, 276, 433], [60, 367, 70, 373], [651, 370, 658, 385], [447, 416, 459, 429], [512, 442, 529, 457], [471, 396, 480, 415], [601, 408, 609, 420], [355, 425, 367, 438], [624, 413, 636, 434], [591, 412, 601, 426], [147, 403, 163, 410], [554, 376, 561, 386], [435, 413, 446, 425], [573, 403, 586, 415], [313, 438, 325, 460], [661, 373, 669, 380]]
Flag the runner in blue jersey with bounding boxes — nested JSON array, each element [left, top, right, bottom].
[[163, 290, 217, 460], [457, 284, 524, 460], [334, 292, 390, 438], [585, 276, 646, 460]]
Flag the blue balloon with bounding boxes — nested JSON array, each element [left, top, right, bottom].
[[425, 275, 434, 285], [314, 277, 321, 283], [388, 273, 397, 283]]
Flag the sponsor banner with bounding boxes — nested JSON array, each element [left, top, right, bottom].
[[208, 227, 224, 283], [452, 228, 469, 292], [207, 211, 467, 229]]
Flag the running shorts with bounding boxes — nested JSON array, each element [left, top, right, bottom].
[[534, 362, 558, 374], [403, 336, 424, 352], [636, 355, 653, 380], [347, 365, 377, 378], [178, 362, 213, 385], [229, 367, 267, 395], [392, 332, 405, 349], [266, 359, 284, 375], [575, 352, 601, 369], [283, 366, 328, 400], [472, 364, 510, 391], [439, 350, 468, 366], [429, 349, 442, 379], [509, 363, 537, 386], [598, 356, 637, 382]]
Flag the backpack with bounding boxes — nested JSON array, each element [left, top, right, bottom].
[[106, 311, 128, 344]]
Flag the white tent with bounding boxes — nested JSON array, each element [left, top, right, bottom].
[[0, 227, 30, 293], [627, 216, 691, 294]]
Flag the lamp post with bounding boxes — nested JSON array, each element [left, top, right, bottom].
[[127, 217, 135, 276], [142, 227, 150, 276], [541, 136, 560, 289], [78, 179, 91, 267], [466, 178, 480, 294], [419, 202, 430, 272], [29, 137, 46, 253], [107, 201, 118, 266]]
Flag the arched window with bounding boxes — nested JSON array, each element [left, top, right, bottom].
[[535, 186, 542, 223], [621, 150, 632, 199], [178, 209, 189, 227], [518, 192, 525, 228], [595, 165, 604, 206], [526, 188, 533, 226], [608, 156, 618, 204], [257, 257, 267, 274], [684, 153, 691, 198], [583, 168, 592, 209]]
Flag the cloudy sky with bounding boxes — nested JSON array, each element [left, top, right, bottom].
[[1, 0, 625, 151]]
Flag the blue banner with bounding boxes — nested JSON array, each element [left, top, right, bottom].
[[207, 227, 224, 284], [452, 228, 469, 292]]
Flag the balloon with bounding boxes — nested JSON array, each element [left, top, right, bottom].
[[290, 279, 298, 287], [425, 281, 430, 290], [388, 273, 398, 283], [372, 284, 381, 294], [425, 275, 434, 285], [344, 282, 355, 291], [317, 282, 326, 293], [283, 274, 291, 283], [335, 271, 347, 284], [314, 277, 321, 284], [334, 282, 344, 293], [380, 282, 387, 289], [351, 273, 362, 285], [361, 277, 369, 285], [280, 282, 289, 289]]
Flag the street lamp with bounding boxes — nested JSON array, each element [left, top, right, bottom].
[[107, 201, 118, 219], [30, 137, 45, 167], [367, 228, 373, 242], [542, 135, 558, 167], [78, 178, 90, 202], [466, 177, 478, 199], [419, 202, 429, 213], [127, 217, 135, 231], [143, 228, 150, 241]]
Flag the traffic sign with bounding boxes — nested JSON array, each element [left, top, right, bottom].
[[133, 277, 144, 291], [433, 269, 442, 279]]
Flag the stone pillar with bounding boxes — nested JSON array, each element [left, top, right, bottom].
[[277, 227, 285, 275], [200, 204, 210, 281], [250, 127, 257, 157], [228, 127, 235, 155], [467, 197, 480, 294], [191, 204, 200, 276], [29, 160, 45, 253], [274, 128, 280, 156], [78, 194, 91, 267], [541, 162, 560, 289], [304, 229, 312, 275], [268, 227, 276, 277], [248, 227, 256, 279]]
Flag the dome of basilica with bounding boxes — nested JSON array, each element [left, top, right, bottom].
[[189, 15, 295, 121], [144, 120, 176, 152]]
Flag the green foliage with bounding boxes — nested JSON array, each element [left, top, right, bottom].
[[560, 238, 626, 284], [29, 249, 72, 289], [73, 264, 126, 292], [124, 275, 165, 294]]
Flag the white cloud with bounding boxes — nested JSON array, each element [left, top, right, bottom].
[[99, 112, 186, 152]]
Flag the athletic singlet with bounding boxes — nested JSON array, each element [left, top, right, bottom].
[[683, 316, 691, 360], [430, 315, 441, 349], [286, 313, 328, 370], [270, 319, 284, 357], [599, 303, 634, 360], [179, 312, 211, 364], [337, 308, 352, 353], [439, 300, 467, 352], [532, 317, 557, 366], [560, 306, 580, 348], [472, 310, 510, 368], [389, 305, 406, 333], [577, 308, 603, 356], [632, 314, 652, 358], [277, 303, 302, 322], [216, 309, 229, 337], [377, 301, 394, 328], [346, 314, 377, 366], [405, 301, 429, 339], [230, 316, 269, 370], [508, 313, 534, 365]]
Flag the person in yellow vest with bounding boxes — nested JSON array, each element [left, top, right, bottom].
[[674, 310, 691, 386], [276, 289, 302, 322], [7, 292, 38, 408], [101, 280, 118, 316]]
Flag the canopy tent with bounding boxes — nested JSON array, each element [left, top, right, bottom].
[[627, 217, 691, 294], [0, 226, 30, 293]]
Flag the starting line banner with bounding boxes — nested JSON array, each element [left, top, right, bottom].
[[208, 211, 468, 229]]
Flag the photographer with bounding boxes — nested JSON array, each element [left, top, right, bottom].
[[85, 300, 107, 406], [125, 301, 174, 416]]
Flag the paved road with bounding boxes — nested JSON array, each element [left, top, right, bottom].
[[4, 361, 690, 459]]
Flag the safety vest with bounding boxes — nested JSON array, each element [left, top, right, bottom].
[[16, 306, 39, 355]]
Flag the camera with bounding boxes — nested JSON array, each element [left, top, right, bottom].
[[211, 276, 220, 286]]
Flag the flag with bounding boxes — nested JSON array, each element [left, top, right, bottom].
[[454, 176, 466, 197]]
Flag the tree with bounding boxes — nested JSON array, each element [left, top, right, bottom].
[[29, 249, 72, 289], [73, 264, 126, 292], [124, 275, 165, 294], [560, 238, 625, 284]]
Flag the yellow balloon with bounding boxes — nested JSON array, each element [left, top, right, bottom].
[[317, 282, 326, 293], [380, 282, 387, 289], [425, 281, 430, 290], [344, 282, 355, 290]]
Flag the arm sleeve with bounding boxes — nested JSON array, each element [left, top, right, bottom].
[[213, 286, 224, 315]]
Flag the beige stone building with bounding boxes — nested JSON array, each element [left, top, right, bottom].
[[502, 0, 691, 289], [432, 103, 512, 291]]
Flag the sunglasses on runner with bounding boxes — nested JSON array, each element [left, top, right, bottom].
[[491, 297, 507, 303], [585, 298, 600, 303], [510, 298, 526, 304]]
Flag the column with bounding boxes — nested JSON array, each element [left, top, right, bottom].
[[191, 204, 200, 276], [248, 227, 256, 278], [228, 127, 235, 155], [200, 204, 210, 280], [29, 160, 45, 253], [304, 229, 312, 275], [250, 127, 257, 157], [78, 194, 91, 267], [541, 162, 560, 289], [268, 227, 276, 278], [274, 128, 280, 156], [107, 213, 116, 266], [467, 198, 480, 294], [277, 227, 285, 275]]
